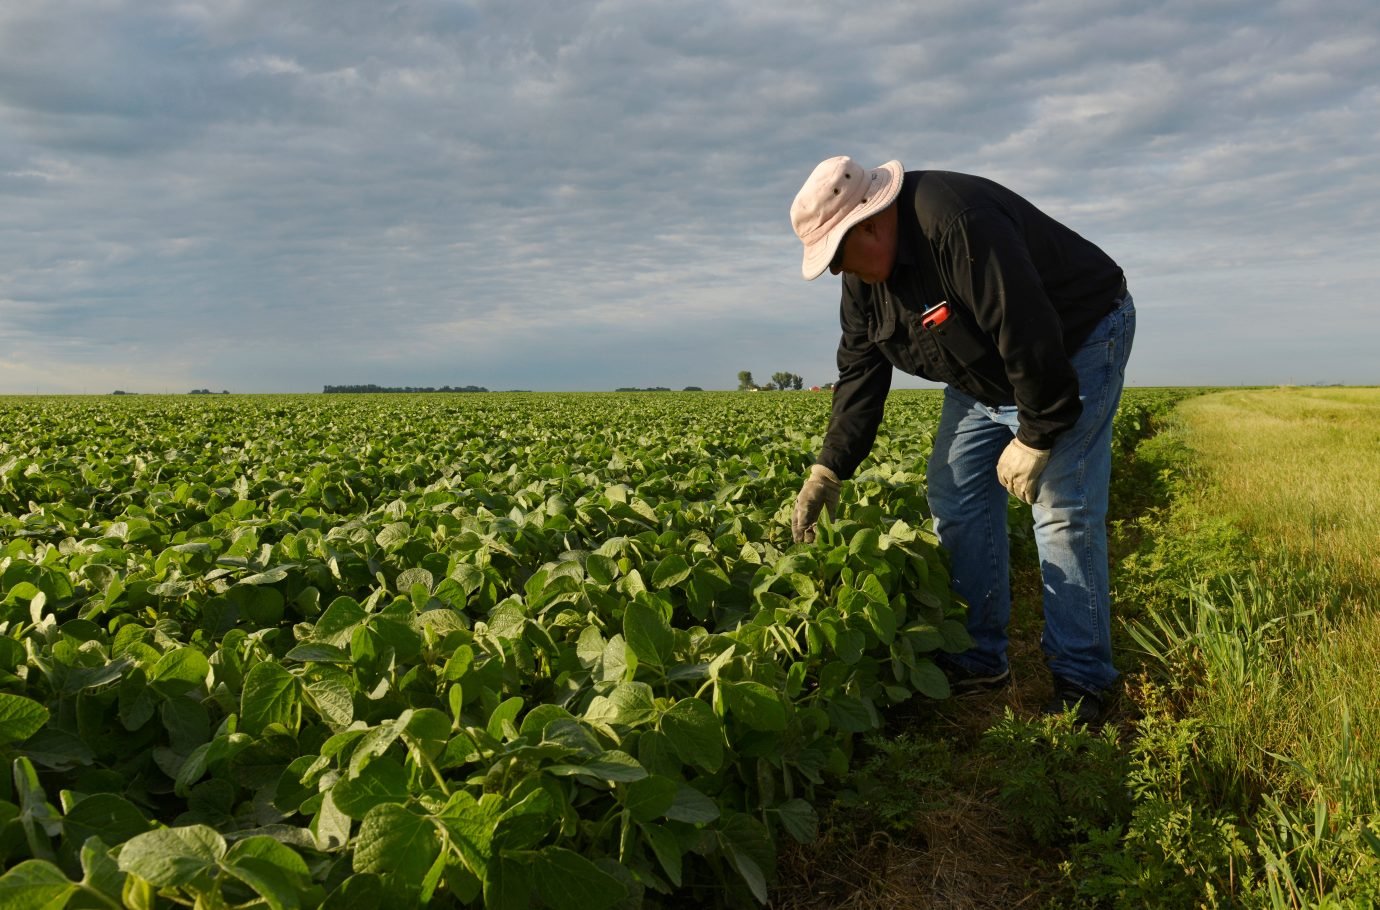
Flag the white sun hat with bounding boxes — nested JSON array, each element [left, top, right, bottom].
[[790, 156, 904, 280]]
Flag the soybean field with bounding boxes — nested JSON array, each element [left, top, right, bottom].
[[1, 389, 1025, 909]]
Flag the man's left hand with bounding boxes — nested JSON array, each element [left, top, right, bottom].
[[997, 438, 1050, 504]]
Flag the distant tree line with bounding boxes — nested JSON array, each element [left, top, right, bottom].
[[614, 387, 704, 392], [737, 371, 805, 391], [323, 384, 489, 394]]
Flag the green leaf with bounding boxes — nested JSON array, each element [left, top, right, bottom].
[[486, 696, 524, 741], [665, 784, 720, 824], [719, 813, 775, 905], [225, 835, 311, 877], [117, 825, 226, 887], [223, 837, 311, 910], [863, 601, 896, 645], [241, 661, 299, 735], [824, 694, 877, 733], [78, 837, 126, 904], [910, 658, 951, 699], [222, 858, 299, 910], [301, 667, 354, 727], [773, 798, 818, 843], [352, 804, 440, 882], [492, 788, 555, 851], [583, 681, 657, 727], [518, 703, 574, 739], [313, 597, 368, 647], [436, 791, 502, 878], [546, 750, 648, 783], [332, 757, 409, 819], [722, 680, 787, 732], [585, 554, 618, 585], [485, 853, 532, 910], [659, 697, 724, 772], [311, 790, 352, 852], [623, 599, 673, 668], [0, 694, 48, 746], [639, 822, 683, 886], [650, 554, 691, 589], [149, 648, 211, 698], [284, 643, 352, 663], [622, 775, 677, 822], [60, 793, 152, 851], [532, 846, 625, 910], [0, 859, 75, 910]]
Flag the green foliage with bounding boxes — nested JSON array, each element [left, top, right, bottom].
[[980, 710, 1132, 848], [0, 391, 964, 907], [831, 731, 953, 833]]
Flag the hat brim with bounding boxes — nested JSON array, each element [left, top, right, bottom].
[[801, 160, 904, 280]]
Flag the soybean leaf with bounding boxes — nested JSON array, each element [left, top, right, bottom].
[[622, 775, 677, 822], [352, 803, 440, 882], [638, 822, 683, 886], [773, 799, 819, 843], [910, 658, 950, 699], [486, 696, 524, 742], [331, 757, 409, 819], [117, 825, 226, 887], [546, 750, 647, 783], [722, 681, 787, 732], [223, 836, 311, 910], [79, 837, 126, 904], [311, 790, 352, 852], [301, 667, 354, 727], [313, 597, 368, 647], [484, 854, 533, 910], [284, 643, 352, 663], [650, 555, 691, 590], [0, 694, 48, 745], [148, 648, 210, 698], [532, 846, 625, 910], [60, 793, 152, 852], [584, 681, 657, 727], [436, 791, 502, 878], [492, 788, 555, 851], [719, 813, 775, 905], [240, 662, 299, 735], [0, 859, 75, 909], [623, 600, 672, 668], [665, 784, 720, 824], [659, 697, 724, 772]]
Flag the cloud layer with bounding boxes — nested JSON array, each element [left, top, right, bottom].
[[3, 0, 1378, 392]]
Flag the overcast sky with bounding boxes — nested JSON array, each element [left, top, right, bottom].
[[2, 0, 1377, 393]]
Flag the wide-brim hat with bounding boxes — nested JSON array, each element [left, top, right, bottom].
[[790, 156, 903, 280]]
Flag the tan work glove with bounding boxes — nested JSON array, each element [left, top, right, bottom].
[[996, 438, 1050, 505], [792, 464, 840, 543]]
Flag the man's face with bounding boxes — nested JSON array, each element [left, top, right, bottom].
[[828, 206, 897, 285]]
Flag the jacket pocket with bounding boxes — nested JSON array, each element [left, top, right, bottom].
[[930, 304, 994, 366]]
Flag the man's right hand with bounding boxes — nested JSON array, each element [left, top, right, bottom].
[[792, 464, 841, 543]]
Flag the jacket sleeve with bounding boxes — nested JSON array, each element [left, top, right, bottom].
[[938, 206, 1081, 449], [817, 281, 892, 479]]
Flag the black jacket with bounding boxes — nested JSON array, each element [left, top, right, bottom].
[[818, 171, 1125, 479]]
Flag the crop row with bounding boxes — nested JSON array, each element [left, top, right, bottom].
[[0, 392, 989, 908]]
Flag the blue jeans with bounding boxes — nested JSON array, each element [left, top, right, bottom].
[[926, 293, 1136, 692]]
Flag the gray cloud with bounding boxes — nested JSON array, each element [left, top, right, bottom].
[[1, 0, 1377, 393]]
